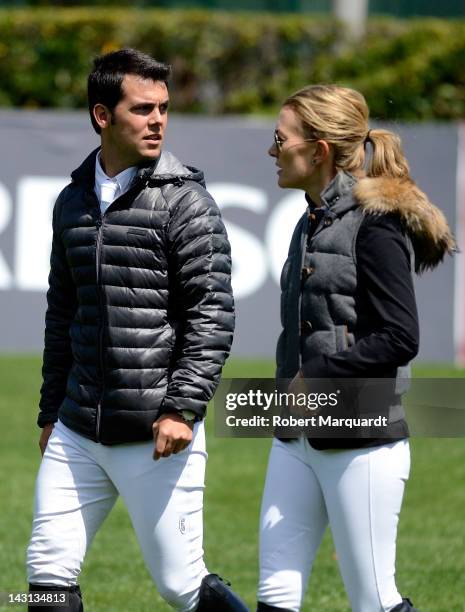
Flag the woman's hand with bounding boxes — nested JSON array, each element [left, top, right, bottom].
[[288, 370, 307, 396], [39, 423, 54, 456]]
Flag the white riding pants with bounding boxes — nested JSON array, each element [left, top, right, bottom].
[[258, 437, 411, 612], [27, 419, 208, 611]]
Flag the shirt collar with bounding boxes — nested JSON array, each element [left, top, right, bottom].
[[95, 151, 138, 195], [304, 192, 323, 212]]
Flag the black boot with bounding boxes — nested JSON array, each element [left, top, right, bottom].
[[391, 598, 420, 612], [28, 584, 83, 612], [196, 573, 249, 611], [257, 603, 294, 611]]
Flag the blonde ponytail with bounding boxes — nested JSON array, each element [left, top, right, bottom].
[[366, 128, 410, 179]]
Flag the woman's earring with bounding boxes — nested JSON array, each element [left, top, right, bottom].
[[311, 159, 317, 165]]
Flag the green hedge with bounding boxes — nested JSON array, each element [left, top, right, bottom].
[[1, 8, 465, 119]]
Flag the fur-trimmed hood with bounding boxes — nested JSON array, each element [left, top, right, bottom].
[[353, 176, 456, 273]]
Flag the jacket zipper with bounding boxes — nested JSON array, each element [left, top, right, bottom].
[[95, 215, 104, 441], [93, 183, 141, 441], [92, 176, 181, 440]]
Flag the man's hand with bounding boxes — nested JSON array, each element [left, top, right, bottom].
[[39, 423, 54, 456], [152, 414, 194, 461]]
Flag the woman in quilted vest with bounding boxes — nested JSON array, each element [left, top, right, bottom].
[[256, 85, 455, 612]]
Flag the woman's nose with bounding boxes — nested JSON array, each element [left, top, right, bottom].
[[268, 143, 277, 158]]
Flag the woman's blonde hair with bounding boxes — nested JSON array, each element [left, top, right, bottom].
[[284, 84, 410, 179]]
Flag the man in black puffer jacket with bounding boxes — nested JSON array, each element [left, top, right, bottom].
[[26, 49, 248, 612]]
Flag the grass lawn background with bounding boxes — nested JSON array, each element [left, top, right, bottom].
[[0, 355, 464, 611]]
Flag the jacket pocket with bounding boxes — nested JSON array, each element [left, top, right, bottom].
[[127, 228, 147, 236], [126, 227, 152, 248]]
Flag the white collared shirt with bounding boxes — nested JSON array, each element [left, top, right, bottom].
[[94, 152, 138, 215]]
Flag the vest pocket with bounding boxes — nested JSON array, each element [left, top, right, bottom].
[[335, 325, 353, 351]]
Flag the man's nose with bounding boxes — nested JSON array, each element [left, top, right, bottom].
[[148, 108, 162, 125], [268, 143, 277, 158]]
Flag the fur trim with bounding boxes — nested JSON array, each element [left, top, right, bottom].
[[353, 177, 456, 273]]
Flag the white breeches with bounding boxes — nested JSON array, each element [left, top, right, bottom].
[[27, 419, 208, 611], [258, 437, 411, 612]]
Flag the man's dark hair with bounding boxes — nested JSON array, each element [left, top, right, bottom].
[[87, 48, 171, 134]]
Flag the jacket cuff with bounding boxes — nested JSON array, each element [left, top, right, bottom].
[[159, 397, 206, 421], [37, 412, 59, 428]]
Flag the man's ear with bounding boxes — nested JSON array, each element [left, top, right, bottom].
[[93, 104, 112, 131]]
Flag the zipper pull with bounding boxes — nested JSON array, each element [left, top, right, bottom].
[[96, 218, 102, 229], [174, 177, 184, 187]]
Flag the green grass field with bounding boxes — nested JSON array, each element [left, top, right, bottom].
[[1, 356, 464, 611]]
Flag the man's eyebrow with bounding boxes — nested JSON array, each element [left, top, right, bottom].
[[130, 98, 170, 107]]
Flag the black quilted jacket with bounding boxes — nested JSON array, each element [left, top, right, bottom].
[[38, 148, 235, 444]]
